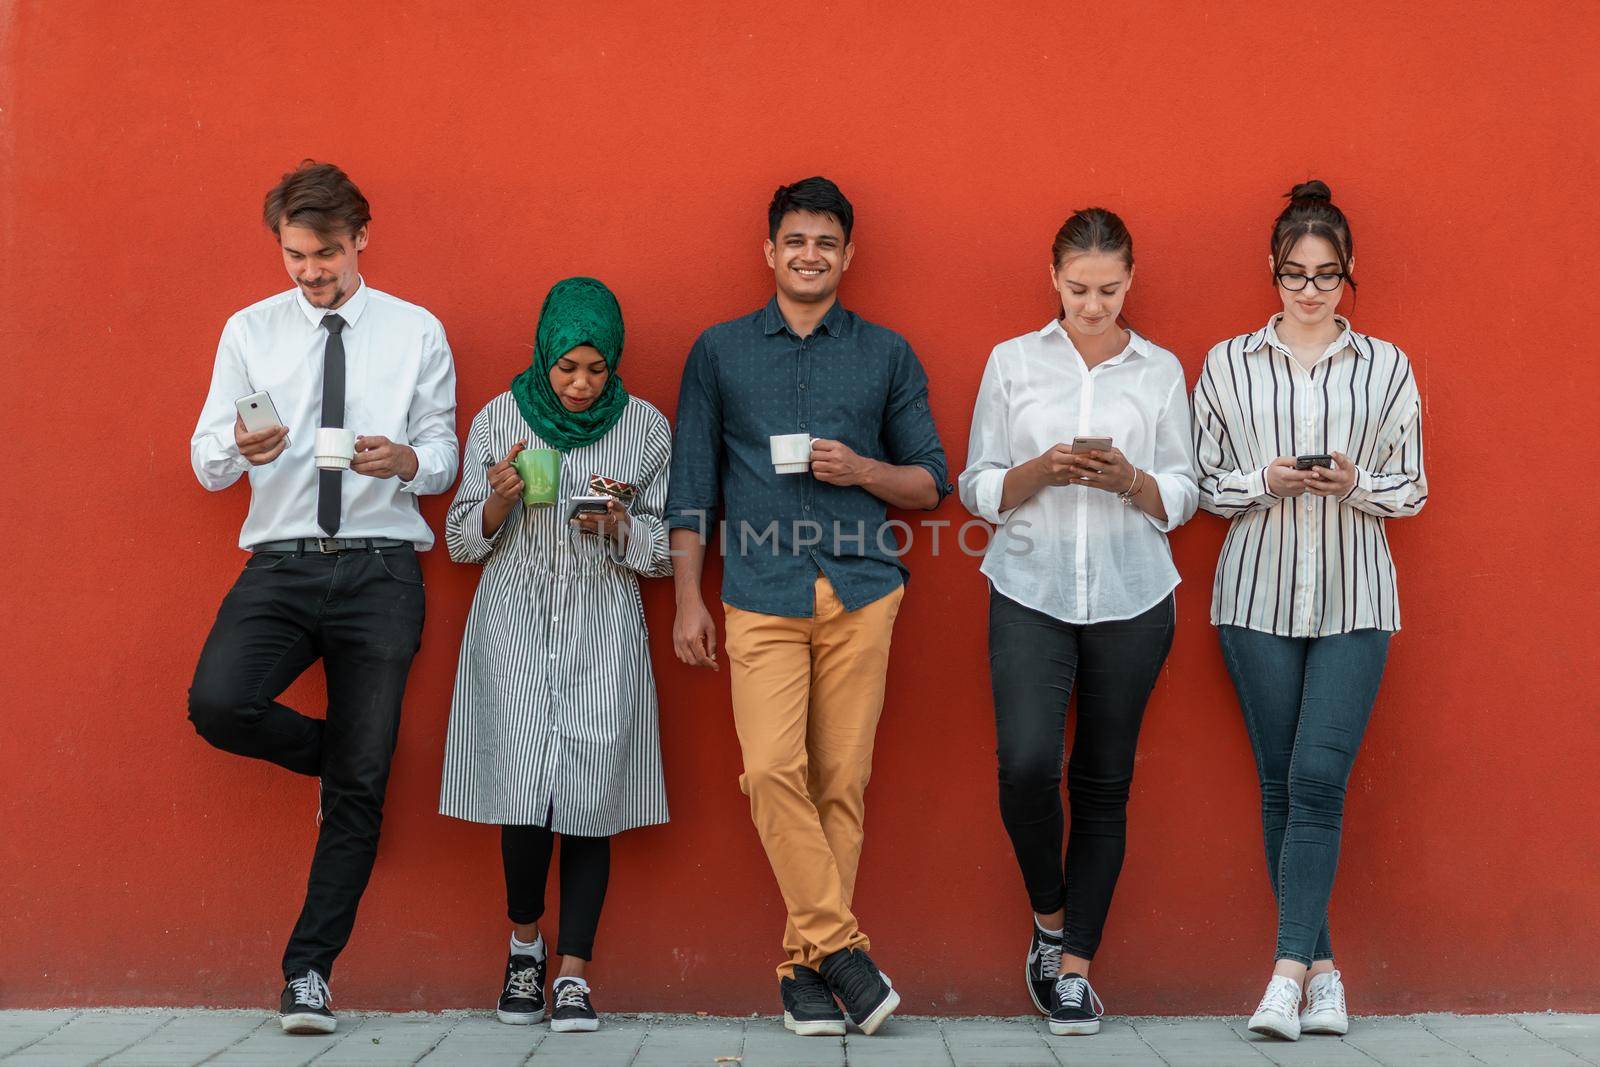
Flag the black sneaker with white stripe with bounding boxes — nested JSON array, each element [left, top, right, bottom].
[[496, 950, 546, 1025], [819, 948, 900, 1036], [279, 970, 336, 1034], [781, 965, 846, 1036], [1026, 922, 1066, 1015], [1048, 972, 1105, 1036], [549, 977, 599, 1033]]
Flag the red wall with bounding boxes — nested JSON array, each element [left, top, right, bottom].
[[4, 2, 1597, 1015]]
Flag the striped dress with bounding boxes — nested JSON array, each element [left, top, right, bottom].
[[1191, 317, 1427, 637], [439, 392, 672, 835]]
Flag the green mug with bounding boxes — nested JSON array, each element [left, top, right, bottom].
[[511, 448, 560, 507]]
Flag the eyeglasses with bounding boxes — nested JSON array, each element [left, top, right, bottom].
[[1276, 271, 1346, 292]]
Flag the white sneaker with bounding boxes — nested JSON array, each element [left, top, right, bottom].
[[1300, 970, 1349, 1035], [1247, 975, 1302, 1040]]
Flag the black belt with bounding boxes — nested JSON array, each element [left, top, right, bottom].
[[252, 537, 411, 555]]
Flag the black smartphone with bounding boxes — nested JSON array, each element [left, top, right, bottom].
[[1295, 454, 1334, 471], [566, 495, 613, 521]]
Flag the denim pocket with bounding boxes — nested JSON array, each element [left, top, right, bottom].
[[376, 549, 425, 587], [244, 552, 289, 572]]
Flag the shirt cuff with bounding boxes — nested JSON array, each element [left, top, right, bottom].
[[456, 499, 513, 560], [1251, 466, 1275, 500], [1342, 463, 1375, 504], [971, 468, 1015, 525], [1141, 471, 1188, 534]]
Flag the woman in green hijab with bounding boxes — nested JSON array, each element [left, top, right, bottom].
[[440, 277, 673, 1035]]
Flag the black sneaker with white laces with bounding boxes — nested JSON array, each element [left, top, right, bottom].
[[549, 977, 599, 1033], [780, 965, 846, 1037], [819, 948, 900, 1036], [1026, 923, 1066, 1015], [495, 950, 546, 1025], [279, 970, 336, 1034], [1048, 972, 1105, 1036]]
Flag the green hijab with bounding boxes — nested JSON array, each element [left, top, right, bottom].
[[510, 276, 630, 452]]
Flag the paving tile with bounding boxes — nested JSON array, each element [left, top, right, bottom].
[[1338, 1015, 1481, 1065], [1417, 1013, 1591, 1066], [312, 1013, 460, 1066], [4, 1011, 174, 1067], [0, 1012, 81, 1058], [414, 1012, 543, 1065], [524, 1018, 648, 1062], [207, 1014, 368, 1067], [1513, 1015, 1600, 1064], [1129, 1017, 1272, 1067], [632, 1015, 746, 1067], [103, 1011, 267, 1066], [737, 1016, 846, 1067]]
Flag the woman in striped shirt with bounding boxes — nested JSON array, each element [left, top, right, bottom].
[[439, 278, 672, 1035], [1191, 181, 1427, 1041]]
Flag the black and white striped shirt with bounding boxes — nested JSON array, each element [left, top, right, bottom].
[[438, 393, 672, 835], [1191, 317, 1427, 637]]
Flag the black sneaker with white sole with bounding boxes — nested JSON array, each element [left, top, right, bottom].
[[781, 965, 846, 1037], [495, 951, 546, 1025], [549, 977, 599, 1033], [819, 948, 900, 1036], [1048, 972, 1104, 1036], [279, 970, 336, 1034], [1026, 923, 1066, 1015]]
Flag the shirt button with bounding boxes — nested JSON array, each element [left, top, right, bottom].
[[800, 383, 807, 390]]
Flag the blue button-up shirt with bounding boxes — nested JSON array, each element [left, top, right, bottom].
[[666, 298, 952, 617]]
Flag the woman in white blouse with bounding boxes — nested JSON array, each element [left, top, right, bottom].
[[1191, 181, 1427, 1042], [959, 208, 1198, 1037], [440, 278, 672, 1035]]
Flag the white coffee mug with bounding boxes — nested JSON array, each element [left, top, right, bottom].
[[769, 433, 815, 475], [314, 427, 358, 471]]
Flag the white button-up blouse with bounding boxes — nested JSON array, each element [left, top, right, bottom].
[[959, 322, 1199, 624]]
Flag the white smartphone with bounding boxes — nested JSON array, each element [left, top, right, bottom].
[[1071, 435, 1113, 454], [235, 390, 286, 436], [566, 495, 614, 522]]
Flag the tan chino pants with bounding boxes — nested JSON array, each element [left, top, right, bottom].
[[724, 573, 905, 980]]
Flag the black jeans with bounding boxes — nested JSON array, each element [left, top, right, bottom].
[[1217, 625, 1390, 965], [988, 588, 1174, 959], [503, 824, 611, 961], [187, 546, 425, 980]]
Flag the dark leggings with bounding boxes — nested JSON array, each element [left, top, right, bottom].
[[502, 824, 611, 961], [988, 587, 1175, 960]]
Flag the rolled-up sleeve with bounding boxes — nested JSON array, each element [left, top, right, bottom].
[[444, 407, 512, 564], [882, 338, 951, 507], [609, 411, 673, 577], [1143, 377, 1200, 533], [398, 317, 459, 497], [957, 350, 1014, 525], [665, 335, 722, 537], [1192, 350, 1276, 516], [190, 317, 253, 491]]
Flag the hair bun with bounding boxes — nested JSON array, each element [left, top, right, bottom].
[[1287, 179, 1333, 203]]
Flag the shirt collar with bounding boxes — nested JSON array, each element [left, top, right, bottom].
[[1039, 319, 1150, 364], [294, 276, 371, 330], [761, 295, 851, 339], [1253, 314, 1361, 360]]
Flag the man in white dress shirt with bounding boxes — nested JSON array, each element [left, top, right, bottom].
[[186, 161, 457, 1034]]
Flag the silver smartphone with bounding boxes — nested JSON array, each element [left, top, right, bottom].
[[235, 390, 286, 437], [1071, 435, 1113, 454]]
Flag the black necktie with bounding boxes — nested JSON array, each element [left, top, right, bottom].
[[318, 314, 347, 536]]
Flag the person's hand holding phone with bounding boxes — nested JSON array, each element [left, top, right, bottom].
[[351, 435, 419, 480], [234, 416, 289, 466], [1305, 451, 1357, 497], [1066, 447, 1135, 494], [1266, 457, 1318, 497], [570, 497, 631, 543]]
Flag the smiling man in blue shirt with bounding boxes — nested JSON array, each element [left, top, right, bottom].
[[666, 177, 950, 1038]]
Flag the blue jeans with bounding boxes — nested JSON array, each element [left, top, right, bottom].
[[1217, 626, 1390, 966]]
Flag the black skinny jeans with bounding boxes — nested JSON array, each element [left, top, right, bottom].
[[187, 546, 425, 981], [989, 587, 1174, 960], [503, 824, 611, 961]]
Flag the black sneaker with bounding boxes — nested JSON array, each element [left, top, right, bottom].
[[1026, 923, 1066, 1015], [1048, 972, 1104, 1036], [781, 965, 846, 1037], [495, 950, 546, 1025], [819, 948, 900, 1036], [549, 977, 599, 1033], [279, 970, 336, 1034]]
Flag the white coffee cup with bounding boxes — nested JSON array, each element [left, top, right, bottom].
[[314, 427, 357, 471], [769, 433, 816, 475]]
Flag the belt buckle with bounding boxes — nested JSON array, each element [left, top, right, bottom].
[[316, 537, 342, 555]]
